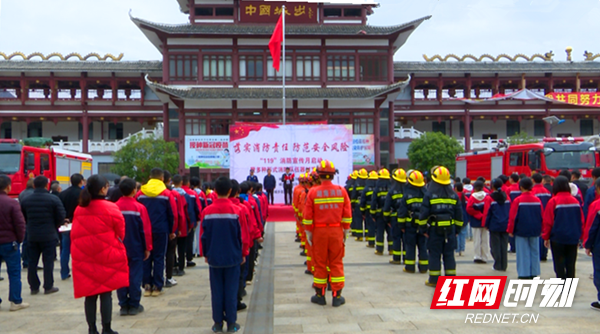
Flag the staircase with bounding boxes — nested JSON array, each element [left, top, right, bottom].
[[53, 123, 164, 153]]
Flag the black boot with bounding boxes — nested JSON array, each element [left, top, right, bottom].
[[332, 290, 346, 307], [88, 326, 99, 334], [310, 287, 326, 305], [102, 323, 118, 334]]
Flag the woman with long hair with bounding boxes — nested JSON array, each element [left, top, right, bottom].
[[71, 175, 129, 334]]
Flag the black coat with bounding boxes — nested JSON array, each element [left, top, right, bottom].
[[20, 189, 66, 243], [263, 174, 276, 190], [58, 185, 82, 221]]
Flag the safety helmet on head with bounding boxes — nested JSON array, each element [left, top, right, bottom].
[[408, 170, 425, 187], [368, 171, 379, 180], [358, 168, 368, 179], [351, 170, 358, 180], [310, 170, 320, 183], [299, 173, 306, 183], [379, 168, 390, 179], [392, 168, 407, 183], [317, 160, 338, 179], [431, 166, 452, 185]]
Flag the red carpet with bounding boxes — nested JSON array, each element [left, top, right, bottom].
[[268, 204, 296, 222]]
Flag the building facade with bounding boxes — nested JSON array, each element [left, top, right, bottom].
[[1, 0, 600, 178]]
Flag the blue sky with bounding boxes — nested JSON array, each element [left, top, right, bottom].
[[1, 0, 599, 62]]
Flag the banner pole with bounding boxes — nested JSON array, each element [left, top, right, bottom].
[[282, 5, 286, 125]]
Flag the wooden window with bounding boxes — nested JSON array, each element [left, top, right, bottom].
[[506, 120, 520, 137], [109, 123, 123, 140], [0, 122, 11, 139], [186, 119, 207, 135], [327, 55, 356, 82], [296, 55, 320, 81], [210, 119, 230, 135], [459, 121, 473, 138], [344, 8, 362, 17], [239, 55, 264, 81], [78, 123, 94, 140], [27, 122, 42, 138], [324, 8, 342, 17], [169, 55, 198, 81], [203, 55, 232, 81], [195, 7, 213, 16], [534, 120, 546, 137], [359, 55, 388, 82], [169, 110, 179, 139], [432, 121, 446, 135], [267, 56, 293, 81], [353, 118, 373, 134], [581, 119, 594, 136], [215, 7, 234, 16]]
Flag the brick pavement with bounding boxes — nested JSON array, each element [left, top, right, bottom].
[[1, 221, 599, 333]]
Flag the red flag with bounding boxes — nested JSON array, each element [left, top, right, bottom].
[[269, 15, 283, 72]]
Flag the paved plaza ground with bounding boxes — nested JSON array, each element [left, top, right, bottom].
[[1, 221, 599, 333]]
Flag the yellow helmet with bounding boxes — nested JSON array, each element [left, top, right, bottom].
[[392, 168, 407, 183], [431, 166, 452, 185], [358, 168, 368, 179], [351, 170, 358, 179], [379, 168, 390, 179], [408, 170, 425, 187], [299, 173, 305, 182], [368, 171, 379, 180]]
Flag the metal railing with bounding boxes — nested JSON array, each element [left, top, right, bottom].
[[394, 127, 500, 150], [53, 123, 164, 153]]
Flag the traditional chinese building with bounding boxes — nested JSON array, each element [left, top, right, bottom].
[[1, 1, 600, 178]]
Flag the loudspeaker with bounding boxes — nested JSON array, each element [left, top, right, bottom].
[[190, 167, 200, 179]]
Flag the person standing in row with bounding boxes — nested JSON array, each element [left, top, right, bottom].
[[71, 175, 128, 334], [58, 173, 85, 281], [201, 177, 243, 333], [384, 169, 407, 264], [360, 171, 378, 248], [303, 160, 352, 307], [351, 169, 367, 240], [531, 173, 552, 262], [466, 181, 491, 264], [0, 175, 29, 311], [508, 177, 543, 279], [398, 170, 427, 273], [20, 176, 65, 295], [372, 169, 392, 256], [263, 168, 276, 205], [420, 166, 463, 287], [483, 179, 511, 272], [282, 167, 294, 205], [246, 169, 258, 183], [115, 178, 153, 316], [583, 178, 600, 311], [543, 176, 584, 279]]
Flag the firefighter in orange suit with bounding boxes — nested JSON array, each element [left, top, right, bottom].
[[298, 171, 321, 275], [294, 174, 306, 252], [303, 160, 352, 307]]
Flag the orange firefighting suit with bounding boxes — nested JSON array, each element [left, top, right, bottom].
[[298, 185, 313, 273], [293, 183, 305, 246], [303, 180, 352, 291]]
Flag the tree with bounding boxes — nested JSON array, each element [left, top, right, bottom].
[[111, 134, 179, 182], [407, 132, 464, 176], [506, 132, 539, 145]]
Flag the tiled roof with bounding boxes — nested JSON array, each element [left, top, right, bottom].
[[147, 81, 408, 100], [395, 61, 600, 74], [0, 60, 163, 73], [131, 15, 431, 36]]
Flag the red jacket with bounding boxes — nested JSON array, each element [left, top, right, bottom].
[[230, 198, 251, 257], [71, 199, 128, 299], [583, 199, 600, 246], [173, 190, 191, 237], [258, 192, 268, 221], [245, 194, 264, 234]]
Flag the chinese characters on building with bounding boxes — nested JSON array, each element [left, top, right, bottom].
[[546, 92, 600, 107], [240, 1, 318, 23]]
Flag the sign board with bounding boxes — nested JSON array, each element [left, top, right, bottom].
[[229, 123, 353, 204], [352, 134, 375, 165], [184, 136, 230, 169], [240, 1, 318, 24]]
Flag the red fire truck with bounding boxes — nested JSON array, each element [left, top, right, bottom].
[[0, 139, 93, 198], [456, 137, 599, 181]]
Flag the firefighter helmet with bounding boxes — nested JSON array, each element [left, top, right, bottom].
[[351, 170, 358, 179], [431, 166, 452, 185], [317, 160, 338, 179], [379, 168, 390, 179], [408, 170, 425, 187], [299, 173, 306, 183], [392, 168, 407, 183], [310, 170, 320, 183], [368, 171, 379, 180], [358, 168, 368, 179]]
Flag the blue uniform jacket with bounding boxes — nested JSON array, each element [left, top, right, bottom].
[[201, 198, 242, 268], [542, 192, 583, 245], [507, 192, 543, 237], [483, 191, 511, 233]]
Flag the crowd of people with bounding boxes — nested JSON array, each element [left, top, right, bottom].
[[0, 168, 269, 333], [341, 165, 600, 310], [4, 160, 600, 332]]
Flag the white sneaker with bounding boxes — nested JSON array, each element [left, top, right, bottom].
[[167, 278, 178, 286], [10, 302, 30, 311]]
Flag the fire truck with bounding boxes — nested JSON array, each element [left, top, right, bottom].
[[455, 137, 599, 181], [0, 139, 93, 198]]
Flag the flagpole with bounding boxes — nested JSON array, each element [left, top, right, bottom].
[[282, 5, 286, 125]]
